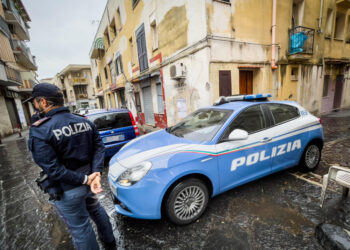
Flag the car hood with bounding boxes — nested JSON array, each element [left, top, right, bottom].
[[110, 129, 205, 168]]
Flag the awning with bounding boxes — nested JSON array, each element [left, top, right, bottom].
[[90, 37, 105, 59]]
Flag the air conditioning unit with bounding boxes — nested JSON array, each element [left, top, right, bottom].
[[170, 63, 186, 79]]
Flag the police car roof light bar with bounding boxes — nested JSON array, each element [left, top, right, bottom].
[[214, 93, 272, 106]]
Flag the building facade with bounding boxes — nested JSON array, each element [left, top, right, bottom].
[[90, 0, 350, 130], [0, 0, 38, 137], [44, 65, 97, 112]]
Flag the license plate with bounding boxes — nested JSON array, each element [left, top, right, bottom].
[[103, 134, 125, 143], [109, 181, 117, 196]]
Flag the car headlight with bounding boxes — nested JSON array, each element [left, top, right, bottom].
[[117, 161, 152, 186]]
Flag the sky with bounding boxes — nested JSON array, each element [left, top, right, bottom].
[[22, 0, 107, 80]]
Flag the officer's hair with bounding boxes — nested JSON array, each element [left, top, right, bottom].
[[46, 96, 64, 106]]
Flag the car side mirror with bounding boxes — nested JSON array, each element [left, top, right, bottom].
[[228, 129, 248, 141]]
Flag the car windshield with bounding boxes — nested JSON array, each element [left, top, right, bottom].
[[87, 112, 132, 131], [166, 109, 232, 142]]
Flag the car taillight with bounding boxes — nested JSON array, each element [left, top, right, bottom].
[[318, 118, 322, 124], [129, 112, 140, 136]]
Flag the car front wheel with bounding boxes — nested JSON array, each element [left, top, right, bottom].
[[165, 178, 209, 225], [299, 143, 321, 172]]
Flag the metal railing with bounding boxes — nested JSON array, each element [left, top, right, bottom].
[[6, 0, 30, 39], [0, 15, 10, 38], [12, 40, 36, 66], [5, 66, 22, 84], [288, 26, 315, 55]]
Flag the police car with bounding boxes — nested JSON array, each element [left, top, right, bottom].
[[85, 109, 139, 158], [108, 94, 323, 225]]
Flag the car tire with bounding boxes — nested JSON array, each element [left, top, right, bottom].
[[299, 143, 321, 172], [165, 178, 209, 225]]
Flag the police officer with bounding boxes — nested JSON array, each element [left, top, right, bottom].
[[27, 83, 115, 250]]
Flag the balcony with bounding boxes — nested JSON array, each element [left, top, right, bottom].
[[18, 79, 35, 93], [69, 77, 88, 85], [0, 63, 22, 86], [0, 15, 11, 38], [12, 40, 37, 70], [3, 0, 30, 40], [288, 26, 315, 61]]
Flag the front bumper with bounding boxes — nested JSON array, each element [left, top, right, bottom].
[[108, 175, 164, 219]]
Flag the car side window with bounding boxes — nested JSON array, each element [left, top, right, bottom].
[[268, 104, 300, 125], [221, 105, 266, 140]]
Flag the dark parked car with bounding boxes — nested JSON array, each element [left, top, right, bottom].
[[86, 109, 139, 158]]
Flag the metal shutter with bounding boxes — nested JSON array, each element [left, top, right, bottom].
[[142, 86, 154, 125]]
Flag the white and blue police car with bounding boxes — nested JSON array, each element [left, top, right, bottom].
[[108, 94, 323, 225]]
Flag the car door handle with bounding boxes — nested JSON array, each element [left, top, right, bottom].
[[261, 137, 272, 143]]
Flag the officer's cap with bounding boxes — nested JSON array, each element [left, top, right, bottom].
[[23, 83, 63, 103]]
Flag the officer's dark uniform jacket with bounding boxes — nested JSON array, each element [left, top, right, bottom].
[[28, 107, 105, 191]]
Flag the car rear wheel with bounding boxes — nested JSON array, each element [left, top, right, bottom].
[[165, 178, 209, 225], [299, 143, 321, 172]]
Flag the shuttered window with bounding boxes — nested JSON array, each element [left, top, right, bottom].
[[136, 24, 148, 72]]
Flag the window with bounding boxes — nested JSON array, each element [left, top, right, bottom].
[[334, 12, 346, 40], [292, 0, 304, 28], [104, 28, 110, 47], [129, 37, 135, 65], [291, 67, 298, 81], [135, 92, 142, 112], [136, 24, 148, 72], [347, 17, 350, 43], [104, 66, 108, 80], [151, 21, 158, 50], [132, 0, 139, 9], [88, 112, 132, 131], [325, 8, 334, 37], [223, 105, 266, 138], [110, 19, 117, 40], [73, 85, 88, 99], [167, 109, 232, 142], [116, 8, 122, 30], [108, 62, 112, 82], [268, 104, 299, 125], [115, 55, 123, 76], [95, 75, 101, 89], [156, 83, 164, 114], [322, 75, 330, 97]]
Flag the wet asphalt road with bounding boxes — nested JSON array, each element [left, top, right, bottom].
[[1, 110, 350, 249]]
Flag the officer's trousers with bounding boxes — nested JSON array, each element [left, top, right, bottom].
[[53, 185, 114, 250]]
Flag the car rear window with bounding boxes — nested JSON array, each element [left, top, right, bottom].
[[268, 104, 300, 125], [87, 112, 132, 131]]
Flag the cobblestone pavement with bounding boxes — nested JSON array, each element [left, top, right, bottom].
[[0, 109, 349, 249]]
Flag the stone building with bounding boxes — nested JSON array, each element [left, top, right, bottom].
[[89, 0, 350, 131], [0, 0, 38, 137], [45, 64, 97, 112]]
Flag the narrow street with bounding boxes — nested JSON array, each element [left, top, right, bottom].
[[0, 109, 350, 249]]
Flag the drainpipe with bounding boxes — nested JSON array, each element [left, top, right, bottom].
[[271, 0, 278, 69], [318, 0, 324, 32]]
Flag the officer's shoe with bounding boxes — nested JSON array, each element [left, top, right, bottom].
[[101, 239, 116, 250]]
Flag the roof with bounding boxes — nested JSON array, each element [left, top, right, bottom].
[[59, 64, 91, 75]]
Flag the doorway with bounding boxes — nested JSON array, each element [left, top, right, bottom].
[[333, 75, 344, 110], [239, 71, 253, 94], [219, 70, 232, 96]]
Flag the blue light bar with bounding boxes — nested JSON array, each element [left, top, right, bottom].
[[244, 93, 272, 100], [214, 93, 272, 106]]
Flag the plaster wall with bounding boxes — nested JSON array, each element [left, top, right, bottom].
[[0, 95, 13, 137]]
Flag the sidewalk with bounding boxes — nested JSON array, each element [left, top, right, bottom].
[[0, 129, 29, 145]]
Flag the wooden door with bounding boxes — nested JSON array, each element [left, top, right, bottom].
[[219, 70, 232, 96], [239, 71, 253, 94]]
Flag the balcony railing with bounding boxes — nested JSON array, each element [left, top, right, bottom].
[[12, 40, 37, 70], [0, 15, 11, 38], [4, 0, 30, 40], [5, 66, 22, 84], [288, 26, 315, 55]]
